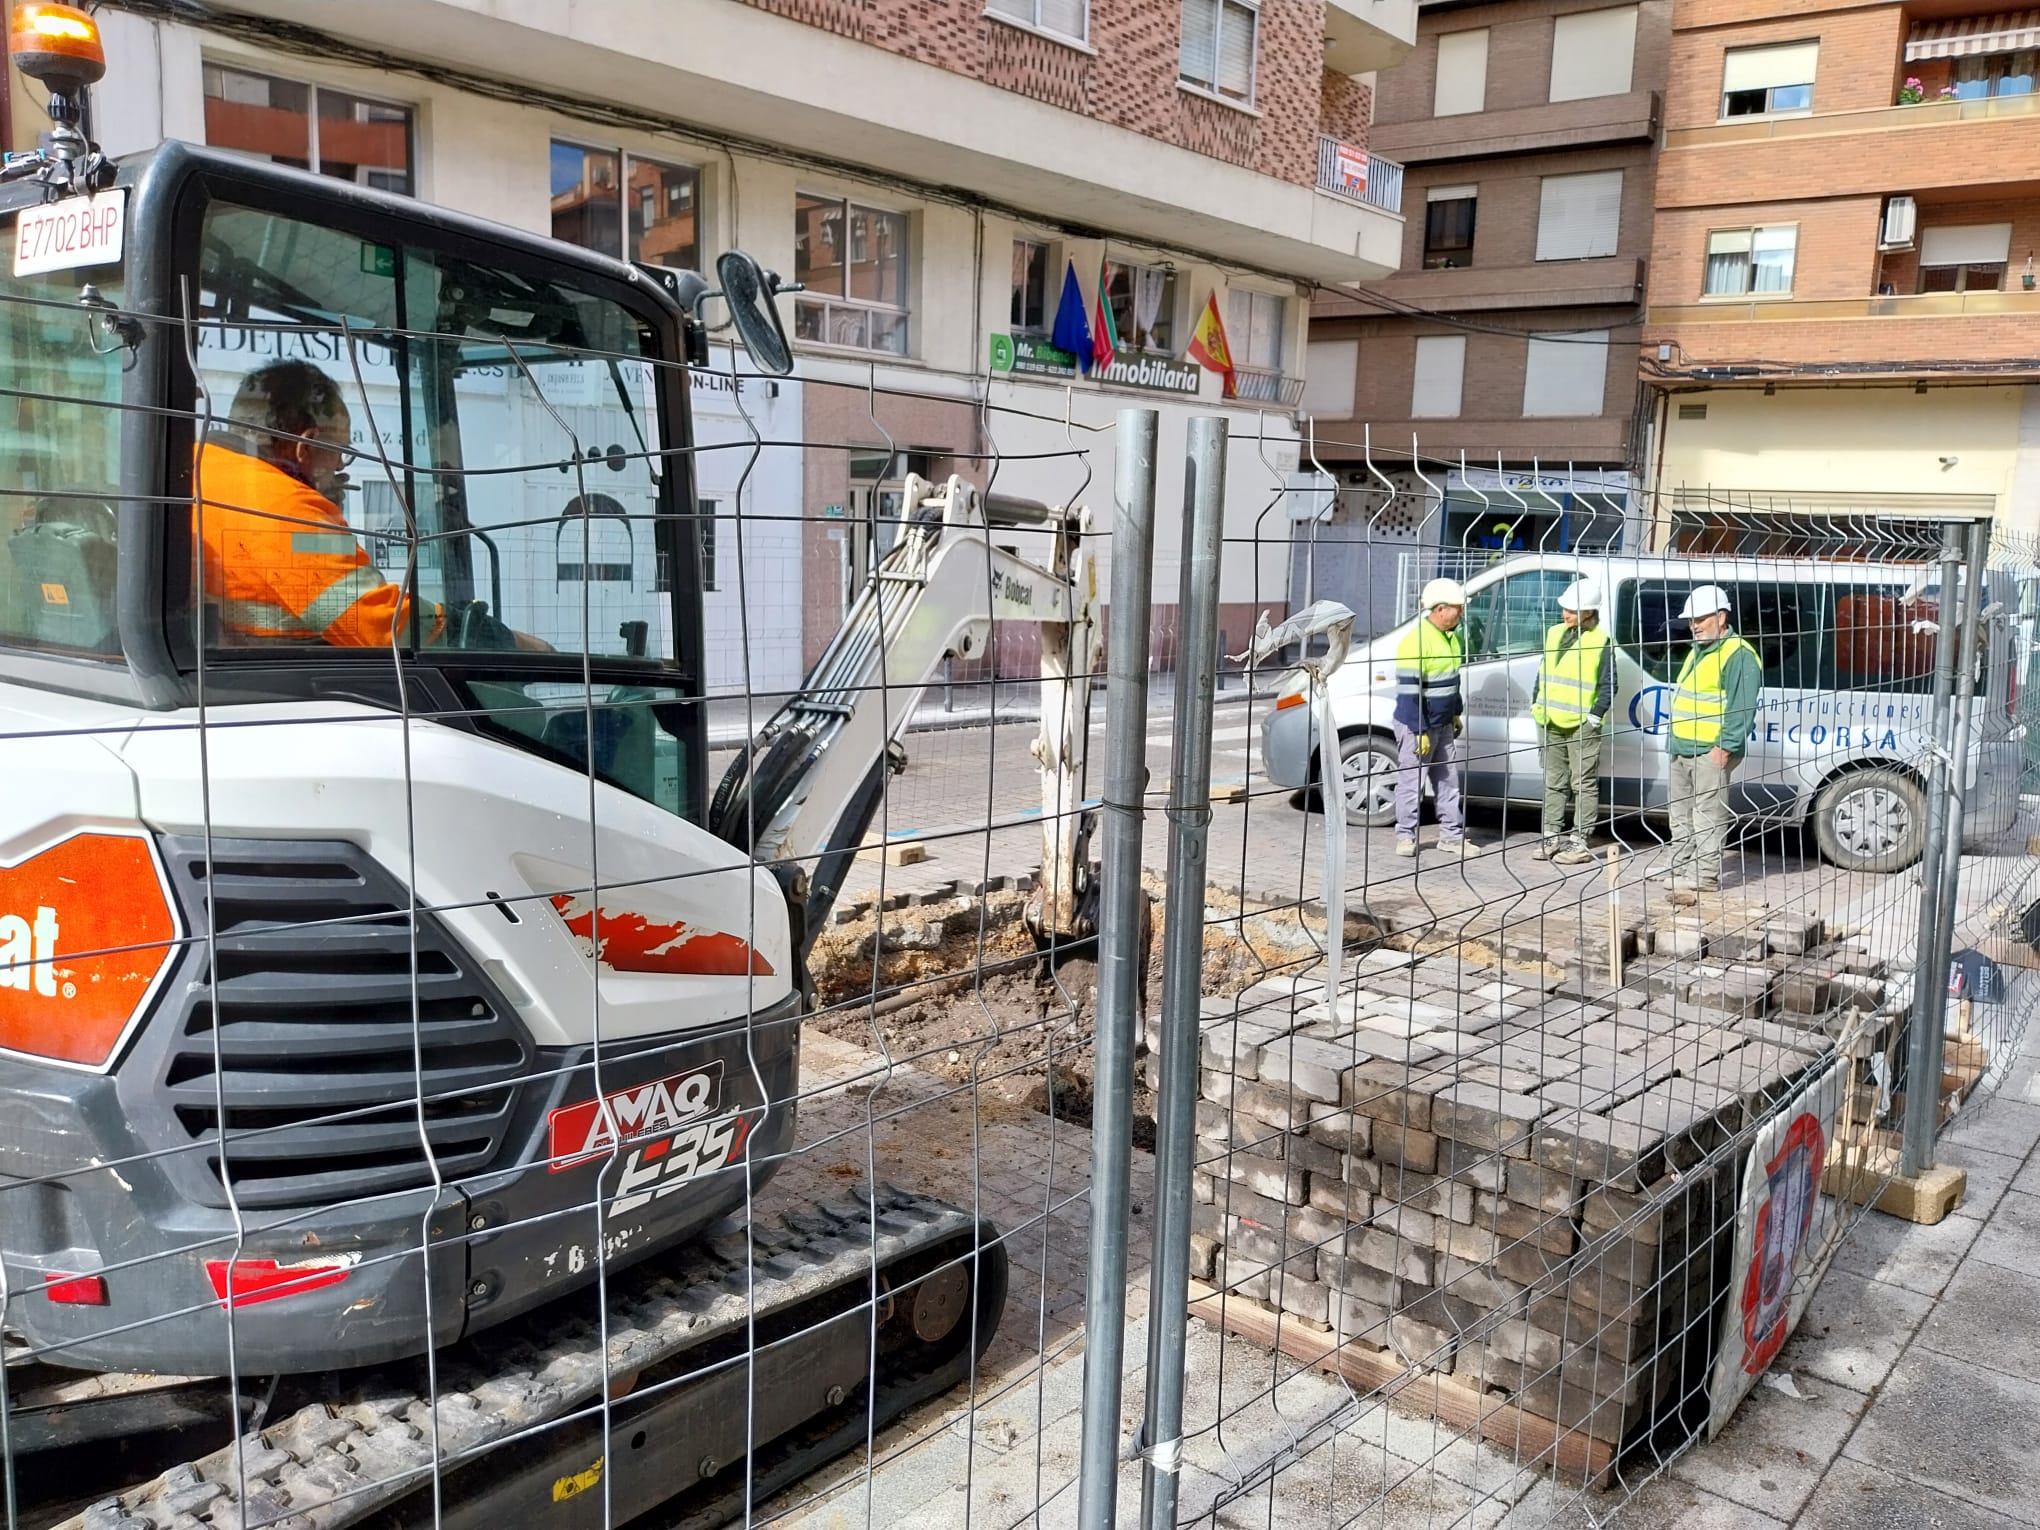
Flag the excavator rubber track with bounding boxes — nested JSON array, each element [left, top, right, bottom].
[[56, 1188, 1006, 1530]]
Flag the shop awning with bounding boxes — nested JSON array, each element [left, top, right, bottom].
[[1906, 9, 2040, 61]]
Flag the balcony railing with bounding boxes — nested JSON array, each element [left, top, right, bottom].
[[1666, 89, 2039, 148], [1230, 366, 1306, 406], [1650, 288, 2040, 324], [1316, 135, 1403, 215]]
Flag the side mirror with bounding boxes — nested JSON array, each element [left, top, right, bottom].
[[712, 250, 794, 378]]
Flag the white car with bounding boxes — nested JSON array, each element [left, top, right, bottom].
[[1258, 553, 2021, 873]]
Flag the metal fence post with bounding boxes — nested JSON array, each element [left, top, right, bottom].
[[1076, 408, 1160, 1530], [1139, 415, 1228, 1530], [1901, 522, 1974, 1178]]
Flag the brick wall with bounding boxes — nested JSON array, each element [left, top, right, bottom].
[[1320, 68, 1372, 141], [1663, 3, 1904, 131], [1397, 143, 1658, 269], [1376, 0, 1669, 126], [739, 0, 1343, 187], [1651, 196, 1882, 304]]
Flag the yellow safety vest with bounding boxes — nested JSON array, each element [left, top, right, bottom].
[[1669, 635, 1759, 746], [1394, 618, 1462, 727], [1532, 622, 1610, 730]]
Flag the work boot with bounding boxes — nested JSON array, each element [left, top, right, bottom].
[[1395, 839, 1417, 858], [1529, 839, 1558, 861], [1553, 838, 1594, 866], [1437, 839, 1482, 859]]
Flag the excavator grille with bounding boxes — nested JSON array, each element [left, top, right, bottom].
[[141, 837, 534, 1211]]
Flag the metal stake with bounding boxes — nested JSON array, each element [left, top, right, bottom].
[[1139, 416, 1228, 1530], [1901, 523, 1971, 1178], [1075, 408, 1159, 1530]]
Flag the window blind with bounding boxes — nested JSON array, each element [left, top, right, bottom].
[[1411, 335, 1467, 419], [1522, 331, 1610, 418], [1920, 223, 2013, 266], [1434, 29, 1490, 116], [1721, 41, 1818, 93], [1535, 170, 1623, 260], [1549, 7, 1638, 102]]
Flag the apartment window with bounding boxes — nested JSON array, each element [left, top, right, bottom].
[[1012, 240, 1051, 332], [1434, 29, 1490, 116], [1226, 289, 1285, 372], [793, 192, 911, 355], [1180, 0, 1258, 106], [987, 0, 1087, 42], [1411, 334, 1467, 419], [1720, 42, 1816, 118], [1549, 7, 1638, 102], [1704, 226, 1797, 296], [550, 142, 701, 271], [1534, 170, 1622, 261], [1951, 50, 2038, 99], [1423, 185, 1477, 269], [1521, 331, 1610, 418], [1103, 260, 1177, 352], [1918, 223, 2012, 292], [202, 64, 414, 194]]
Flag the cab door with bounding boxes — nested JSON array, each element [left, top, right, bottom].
[[1458, 567, 1576, 808]]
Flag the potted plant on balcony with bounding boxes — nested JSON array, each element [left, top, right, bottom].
[[1898, 76, 1925, 104], [2024, 255, 2036, 291]]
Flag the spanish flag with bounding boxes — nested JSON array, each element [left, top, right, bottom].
[[1186, 290, 1235, 398]]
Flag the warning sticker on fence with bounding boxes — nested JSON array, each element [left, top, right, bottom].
[[1708, 1055, 1850, 1437]]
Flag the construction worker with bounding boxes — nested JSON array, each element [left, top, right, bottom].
[[1656, 584, 1763, 892], [1392, 578, 1480, 858], [197, 359, 444, 647], [1530, 578, 1613, 865]]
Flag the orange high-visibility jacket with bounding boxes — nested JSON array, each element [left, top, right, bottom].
[[195, 442, 443, 646]]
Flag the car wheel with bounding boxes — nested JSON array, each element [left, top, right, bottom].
[[1324, 732, 1399, 830], [1813, 767, 1927, 873]]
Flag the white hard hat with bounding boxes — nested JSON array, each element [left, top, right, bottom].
[[1678, 584, 1733, 621], [1558, 578, 1602, 611], [1421, 577, 1468, 611]]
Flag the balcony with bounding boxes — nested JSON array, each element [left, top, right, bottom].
[[1323, 0, 1417, 76], [1317, 136, 1404, 215], [1231, 366, 1306, 406], [1666, 90, 2039, 150], [1649, 289, 2040, 325], [1325, 255, 1645, 316], [1372, 90, 1660, 164]]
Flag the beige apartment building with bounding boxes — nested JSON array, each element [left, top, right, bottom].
[[18, 0, 1418, 683], [1299, 0, 1670, 624]]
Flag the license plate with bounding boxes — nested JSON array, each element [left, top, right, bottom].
[[13, 189, 126, 278]]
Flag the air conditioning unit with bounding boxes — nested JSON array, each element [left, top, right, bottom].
[[1881, 195, 1917, 250]]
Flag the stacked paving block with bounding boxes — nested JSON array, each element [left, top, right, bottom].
[[1161, 906, 1904, 1457]]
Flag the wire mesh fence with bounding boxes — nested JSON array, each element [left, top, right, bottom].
[[0, 172, 2031, 1530]]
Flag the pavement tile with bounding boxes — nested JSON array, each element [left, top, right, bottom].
[[1798, 1457, 2037, 1530], [1939, 1142, 2024, 1222], [1964, 1189, 2040, 1273], [1778, 1266, 1935, 1392], [1506, 1470, 1783, 1528], [1942, 1099, 2040, 1161], [1843, 1346, 2040, 1522], [1913, 1261, 2040, 1389], [1829, 1204, 1983, 1296], [1667, 1370, 1868, 1519]]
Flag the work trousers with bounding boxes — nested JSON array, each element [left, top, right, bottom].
[[1667, 751, 1736, 887], [1392, 722, 1464, 842], [1539, 723, 1602, 842]]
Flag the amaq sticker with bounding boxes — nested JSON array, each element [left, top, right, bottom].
[[0, 829, 181, 1069]]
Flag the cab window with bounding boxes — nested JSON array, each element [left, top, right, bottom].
[[1616, 580, 1820, 689], [184, 200, 698, 821], [1462, 569, 1576, 662], [0, 266, 126, 656]]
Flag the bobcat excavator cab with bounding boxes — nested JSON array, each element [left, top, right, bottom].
[[0, 7, 1102, 1524]]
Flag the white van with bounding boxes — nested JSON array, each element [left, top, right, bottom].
[[1258, 554, 2021, 873]]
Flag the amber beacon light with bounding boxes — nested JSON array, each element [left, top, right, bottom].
[[9, 4, 106, 91]]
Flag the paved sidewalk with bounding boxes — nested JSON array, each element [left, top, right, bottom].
[[1612, 1017, 2040, 1530]]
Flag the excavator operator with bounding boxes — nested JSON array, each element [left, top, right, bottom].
[[196, 360, 552, 653], [196, 358, 443, 648]]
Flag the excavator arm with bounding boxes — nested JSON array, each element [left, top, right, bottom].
[[708, 473, 1100, 954]]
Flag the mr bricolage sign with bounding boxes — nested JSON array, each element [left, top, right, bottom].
[[989, 334, 1201, 395]]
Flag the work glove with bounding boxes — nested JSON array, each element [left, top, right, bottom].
[[1416, 732, 1432, 759], [1583, 716, 1602, 734], [1453, 717, 1464, 737]]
